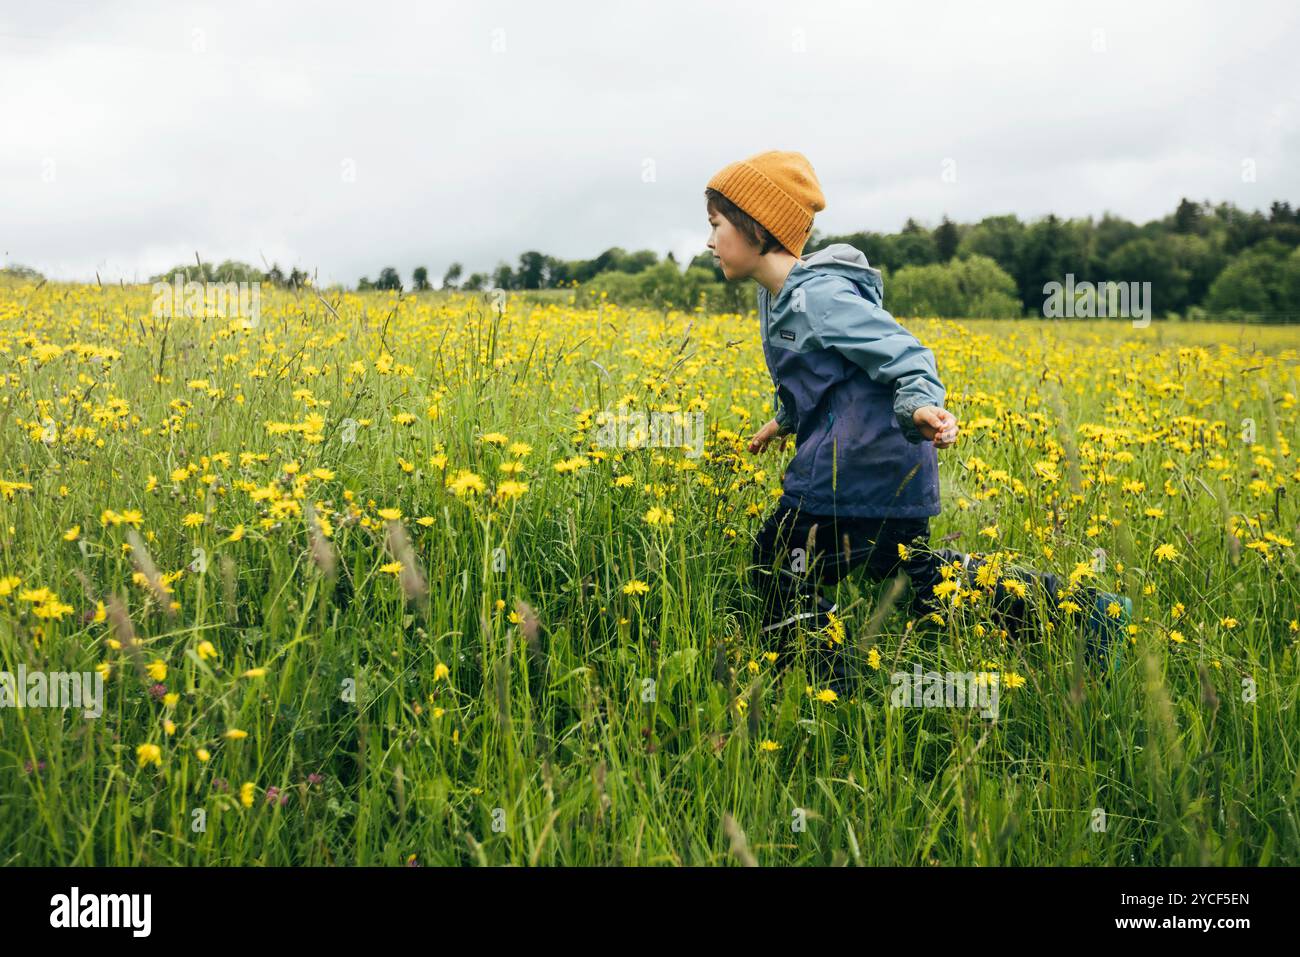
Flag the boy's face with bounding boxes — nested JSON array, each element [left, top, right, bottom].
[[706, 206, 761, 281]]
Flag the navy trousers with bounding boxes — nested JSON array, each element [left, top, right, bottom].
[[750, 504, 1070, 684]]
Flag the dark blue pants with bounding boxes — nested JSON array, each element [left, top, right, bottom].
[[750, 505, 1070, 680]]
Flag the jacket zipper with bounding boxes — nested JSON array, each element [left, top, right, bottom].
[[762, 289, 780, 422]]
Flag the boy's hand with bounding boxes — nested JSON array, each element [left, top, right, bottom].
[[912, 406, 959, 449], [747, 418, 789, 454]]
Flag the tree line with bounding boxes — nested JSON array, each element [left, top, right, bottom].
[[43, 197, 1293, 321], [357, 198, 1300, 321]]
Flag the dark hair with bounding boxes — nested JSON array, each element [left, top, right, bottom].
[[705, 187, 785, 255]]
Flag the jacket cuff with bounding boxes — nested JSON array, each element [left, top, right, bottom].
[[895, 395, 933, 444]]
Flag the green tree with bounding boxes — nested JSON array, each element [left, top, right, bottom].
[[1270, 201, 1297, 224], [894, 218, 938, 267], [150, 260, 267, 284], [0, 263, 44, 282], [516, 251, 546, 289], [933, 216, 960, 262], [1204, 241, 1297, 320], [1167, 234, 1226, 310], [688, 251, 724, 281], [543, 257, 569, 287], [579, 248, 627, 282], [889, 263, 961, 316], [887, 254, 1021, 318], [412, 266, 430, 291], [1091, 213, 1141, 266], [1105, 238, 1187, 316], [1173, 198, 1204, 235], [949, 254, 1023, 317], [1015, 214, 1090, 311], [957, 215, 1024, 284]]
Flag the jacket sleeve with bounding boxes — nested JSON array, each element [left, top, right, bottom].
[[759, 285, 798, 437], [773, 390, 796, 436], [807, 276, 946, 443]]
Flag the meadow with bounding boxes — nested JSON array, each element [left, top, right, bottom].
[[0, 277, 1296, 866]]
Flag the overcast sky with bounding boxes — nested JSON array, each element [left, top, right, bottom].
[[2, 0, 1297, 286]]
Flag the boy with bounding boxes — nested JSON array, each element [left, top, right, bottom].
[[705, 150, 1131, 695]]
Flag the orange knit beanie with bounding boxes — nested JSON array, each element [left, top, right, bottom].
[[706, 150, 826, 257]]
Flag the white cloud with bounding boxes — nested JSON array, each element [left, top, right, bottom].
[[1, 0, 1296, 285]]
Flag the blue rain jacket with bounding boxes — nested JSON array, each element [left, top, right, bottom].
[[759, 242, 946, 518]]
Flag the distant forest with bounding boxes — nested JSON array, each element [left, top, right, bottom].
[[116, 198, 1300, 321]]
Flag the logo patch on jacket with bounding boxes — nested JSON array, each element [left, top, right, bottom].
[[779, 330, 795, 341]]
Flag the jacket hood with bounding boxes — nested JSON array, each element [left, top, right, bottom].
[[794, 242, 883, 303]]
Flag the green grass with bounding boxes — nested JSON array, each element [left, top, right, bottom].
[[1, 281, 1297, 865]]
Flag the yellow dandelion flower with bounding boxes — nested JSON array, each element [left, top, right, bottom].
[[643, 506, 675, 527], [494, 480, 529, 502], [446, 470, 485, 497], [1000, 578, 1028, 599], [823, 610, 846, 646]]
